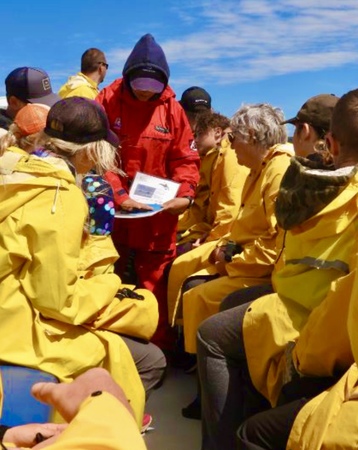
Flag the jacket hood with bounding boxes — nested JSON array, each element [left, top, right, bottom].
[[64, 73, 96, 90], [275, 156, 358, 230], [122, 34, 170, 83], [0, 147, 76, 221]]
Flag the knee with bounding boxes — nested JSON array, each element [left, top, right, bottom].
[[236, 422, 246, 449], [236, 419, 254, 450], [146, 343, 167, 390], [149, 343, 167, 373], [220, 290, 242, 312], [197, 313, 222, 349]]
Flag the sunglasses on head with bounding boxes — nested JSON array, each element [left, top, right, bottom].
[[98, 62, 109, 70]]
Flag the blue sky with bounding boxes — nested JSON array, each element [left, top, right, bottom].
[[1, 0, 358, 131]]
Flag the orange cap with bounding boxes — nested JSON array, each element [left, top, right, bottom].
[[14, 103, 50, 136]]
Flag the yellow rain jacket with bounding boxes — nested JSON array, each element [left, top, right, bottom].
[[287, 363, 358, 450], [0, 147, 159, 426], [45, 392, 147, 450], [58, 73, 99, 99], [167, 143, 292, 352], [243, 158, 358, 407], [287, 251, 358, 449], [177, 138, 248, 245]]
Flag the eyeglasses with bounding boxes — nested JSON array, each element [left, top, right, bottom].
[[98, 62, 109, 70], [227, 132, 236, 145]]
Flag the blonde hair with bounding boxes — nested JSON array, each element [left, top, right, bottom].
[[0, 123, 40, 156], [36, 131, 119, 175]]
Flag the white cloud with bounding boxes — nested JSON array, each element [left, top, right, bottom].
[[106, 0, 358, 86]]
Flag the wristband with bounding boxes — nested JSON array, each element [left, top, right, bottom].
[[183, 196, 194, 208]]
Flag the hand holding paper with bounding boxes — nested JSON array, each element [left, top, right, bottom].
[[121, 198, 154, 212], [116, 172, 180, 219], [162, 197, 191, 215]]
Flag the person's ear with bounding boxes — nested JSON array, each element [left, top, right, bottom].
[[214, 127, 223, 142], [325, 132, 339, 157], [300, 123, 311, 140], [248, 128, 257, 145], [7, 96, 26, 116]]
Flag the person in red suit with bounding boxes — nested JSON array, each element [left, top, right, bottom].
[[97, 34, 200, 350]]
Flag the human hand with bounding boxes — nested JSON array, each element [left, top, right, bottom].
[[214, 261, 228, 276], [192, 238, 202, 249], [82, 175, 115, 235], [162, 197, 191, 215], [31, 368, 134, 423], [192, 232, 209, 249], [3, 423, 66, 448], [120, 198, 153, 212], [208, 246, 226, 265]]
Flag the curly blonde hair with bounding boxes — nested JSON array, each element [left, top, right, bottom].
[[0, 123, 40, 156]]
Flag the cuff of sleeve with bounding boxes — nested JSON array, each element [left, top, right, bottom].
[[177, 182, 196, 198], [113, 191, 130, 207]]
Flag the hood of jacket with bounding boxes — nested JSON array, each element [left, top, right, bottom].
[[275, 156, 358, 230], [64, 72, 97, 90], [122, 34, 170, 84], [0, 146, 77, 221]]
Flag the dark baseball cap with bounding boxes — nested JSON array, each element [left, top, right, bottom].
[[282, 94, 340, 132], [5, 67, 60, 107], [44, 97, 119, 147], [180, 86, 212, 112]]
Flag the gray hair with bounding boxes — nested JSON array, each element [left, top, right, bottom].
[[36, 132, 119, 175], [230, 103, 287, 148]]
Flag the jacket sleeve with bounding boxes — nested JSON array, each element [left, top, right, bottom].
[[97, 85, 131, 207], [293, 270, 355, 377], [167, 102, 200, 198], [61, 85, 98, 100], [104, 170, 130, 207], [18, 184, 122, 325], [207, 160, 248, 242], [45, 393, 147, 450], [226, 155, 290, 278]]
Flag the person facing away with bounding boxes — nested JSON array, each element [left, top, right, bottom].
[[97, 33, 200, 350], [0, 67, 59, 132], [176, 110, 249, 257], [0, 103, 49, 154], [58, 48, 108, 100], [0, 96, 166, 427], [283, 93, 339, 160]]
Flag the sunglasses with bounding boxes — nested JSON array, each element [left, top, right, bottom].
[[98, 62, 109, 70], [227, 132, 236, 145]]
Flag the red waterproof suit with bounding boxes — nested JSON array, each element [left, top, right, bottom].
[[97, 79, 199, 349]]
